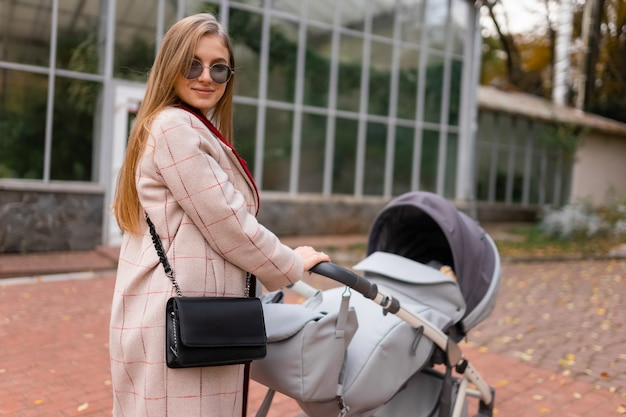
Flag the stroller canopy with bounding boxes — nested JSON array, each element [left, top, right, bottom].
[[367, 191, 498, 320]]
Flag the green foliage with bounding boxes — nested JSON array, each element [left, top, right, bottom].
[[539, 123, 585, 162], [0, 97, 46, 179]]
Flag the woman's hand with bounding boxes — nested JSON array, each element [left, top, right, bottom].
[[294, 246, 331, 272]]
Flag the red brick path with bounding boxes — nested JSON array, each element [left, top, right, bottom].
[[1, 261, 626, 416]]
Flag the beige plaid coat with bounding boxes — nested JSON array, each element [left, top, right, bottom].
[[109, 107, 303, 416]]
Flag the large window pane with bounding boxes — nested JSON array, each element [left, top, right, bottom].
[[299, 113, 326, 193], [229, 8, 263, 98], [399, 0, 426, 43], [233, 103, 258, 175], [333, 117, 358, 194], [371, 2, 394, 39], [267, 17, 298, 103], [444, 132, 458, 198], [448, 59, 463, 126], [307, 0, 335, 26], [423, 55, 444, 124], [114, 1, 175, 81], [475, 142, 492, 202], [363, 122, 386, 195], [337, 34, 362, 112], [393, 126, 415, 196], [420, 129, 439, 192], [50, 77, 101, 181], [56, 0, 106, 74], [0, 1, 51, 66], [397, 48, 419, 120], [368, 40, 392, 117], [424, 0, 448, 51], [451, 0, 470, 55], [263, 108, 292, 191], [303, 26, 331, 107], [0, 70, 48, 179]]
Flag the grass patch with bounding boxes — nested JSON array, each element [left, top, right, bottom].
[[494, 224, 626, 258]]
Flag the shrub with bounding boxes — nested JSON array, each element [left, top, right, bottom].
[[541, 196, 626, 240]]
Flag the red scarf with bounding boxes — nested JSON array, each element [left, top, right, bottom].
[[176, 104, 260, 213]]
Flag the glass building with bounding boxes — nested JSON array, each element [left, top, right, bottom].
[[0, 0, 483, 245]]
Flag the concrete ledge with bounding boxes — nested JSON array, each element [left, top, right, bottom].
[[0, 179, 105, 194]]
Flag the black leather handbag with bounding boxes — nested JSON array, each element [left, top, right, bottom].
[[146, 215, 267, 369], [166, 296, 267, 368]]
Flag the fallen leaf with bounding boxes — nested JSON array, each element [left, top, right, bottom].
[[515, 351, 533, 362], [77, 402, 89, 412], [617, 405, 626, 414], [601, 372, 610, 378], [34, 399, 44, 405], [539, 407, 551, 413], [573, 392, 582, 399], [533, 394, 544, 401]]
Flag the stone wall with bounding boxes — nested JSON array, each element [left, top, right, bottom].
[[0, 180, 104, 253], [257, 192, 388, 236]]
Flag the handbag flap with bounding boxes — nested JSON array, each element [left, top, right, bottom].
[[261, 303, 325, 342], [173, 297, 267, 347]]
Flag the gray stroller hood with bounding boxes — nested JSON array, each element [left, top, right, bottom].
[[366, 191, 501, 331]]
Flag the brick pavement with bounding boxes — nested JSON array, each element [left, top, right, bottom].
[[1, 244, 626, 416]]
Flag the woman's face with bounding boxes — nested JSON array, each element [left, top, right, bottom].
[[174, 34, 231, 114]]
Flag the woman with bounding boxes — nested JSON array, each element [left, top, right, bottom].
[[109, 13, 330, 416]]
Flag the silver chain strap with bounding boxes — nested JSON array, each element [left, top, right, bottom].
[[145, 213, 251, 297]]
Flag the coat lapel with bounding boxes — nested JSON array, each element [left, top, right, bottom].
[[176, 104, 261, 215]]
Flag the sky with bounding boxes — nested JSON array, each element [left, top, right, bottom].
[[481, 0, 552, 34]]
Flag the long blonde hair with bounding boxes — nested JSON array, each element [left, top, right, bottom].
[[113, 13, 236, 234]]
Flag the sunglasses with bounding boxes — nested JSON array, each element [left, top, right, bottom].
[[185, 60, 233, 84]]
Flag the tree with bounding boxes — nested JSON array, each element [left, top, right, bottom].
[[480, 0, 626, 123]]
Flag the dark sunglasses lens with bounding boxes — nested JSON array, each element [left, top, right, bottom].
[[210, 64, 231, 84], [186, 61, 203, 79]]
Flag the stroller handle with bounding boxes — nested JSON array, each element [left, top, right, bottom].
[[309, 262, 378, 300]]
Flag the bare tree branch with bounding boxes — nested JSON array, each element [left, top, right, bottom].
[[484, 0, 524, 87]]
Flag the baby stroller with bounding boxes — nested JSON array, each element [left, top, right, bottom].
[[252, 191, 501, 417]]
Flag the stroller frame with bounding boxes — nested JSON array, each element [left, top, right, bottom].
[[310, 262, 494, 417]]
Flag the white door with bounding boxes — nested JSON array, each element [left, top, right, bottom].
[[103, 82, 145, 246]]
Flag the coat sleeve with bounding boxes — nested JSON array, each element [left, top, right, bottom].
[[145, 108, 304, 289]]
